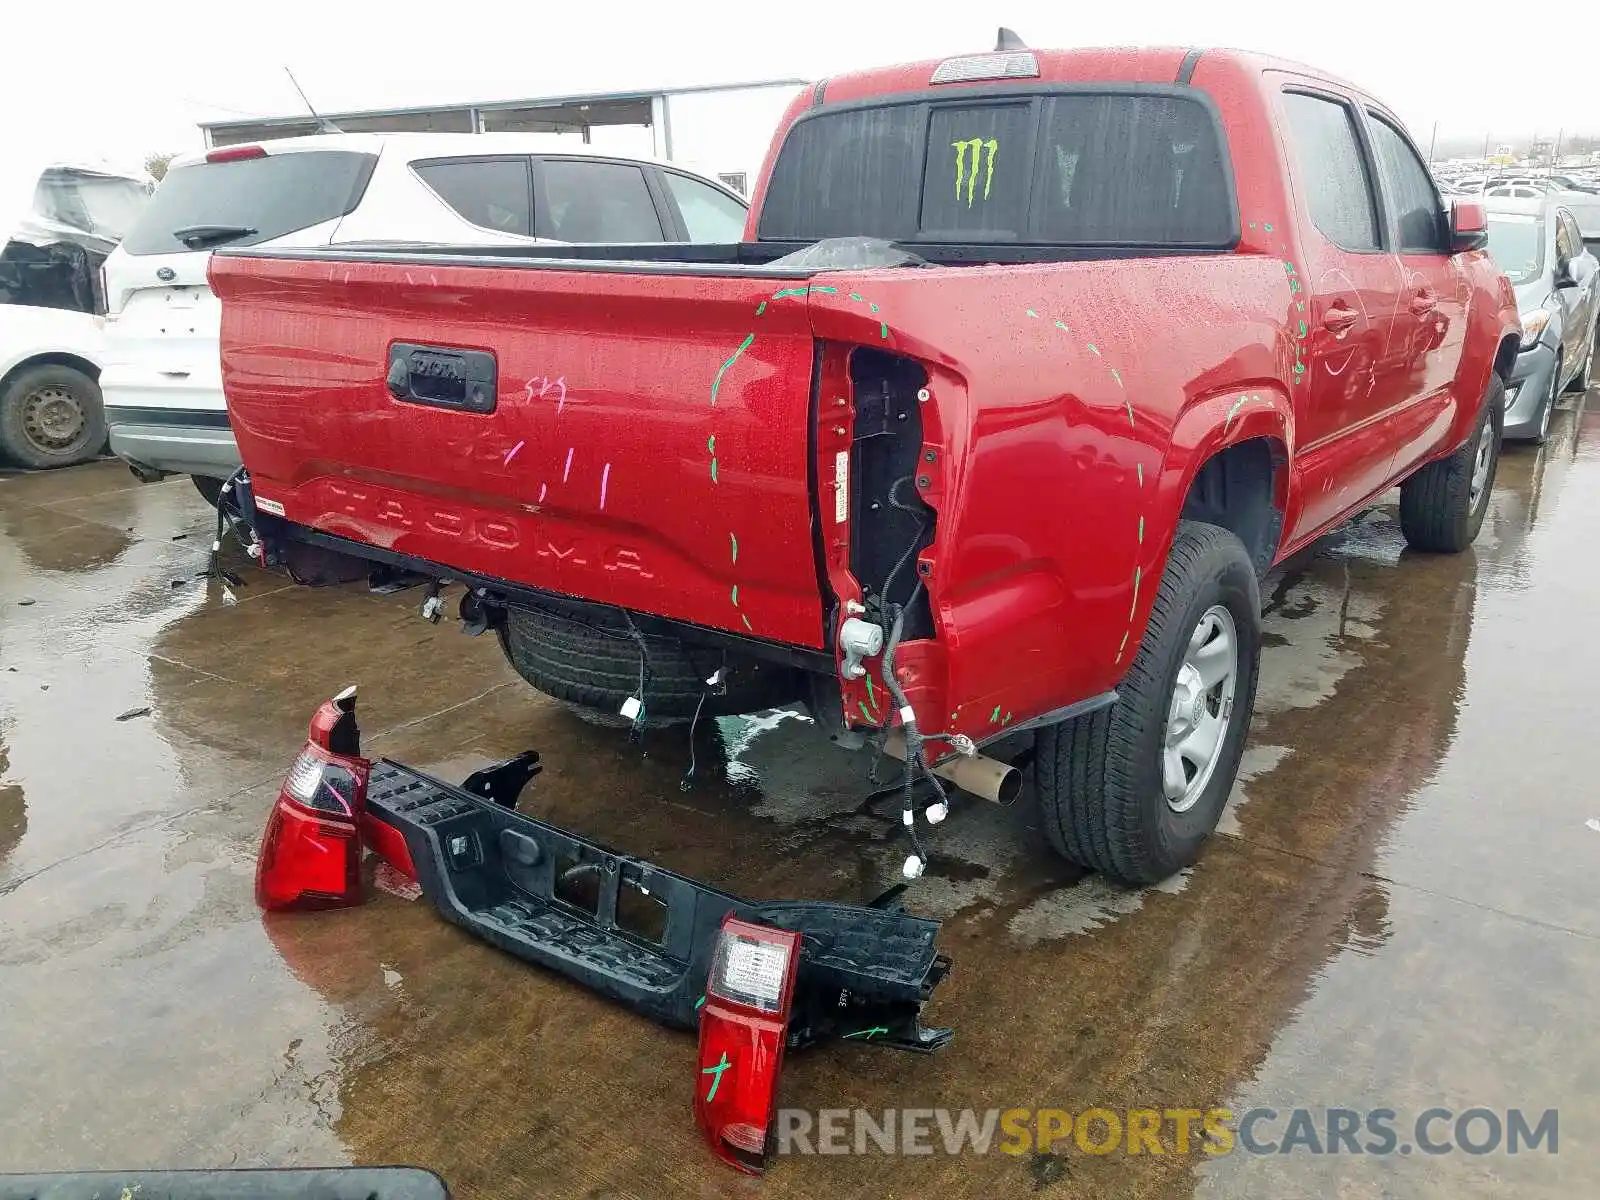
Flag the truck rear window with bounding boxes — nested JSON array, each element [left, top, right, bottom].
[[119, 150, 377, 256], [758, 92, 1234, 248]]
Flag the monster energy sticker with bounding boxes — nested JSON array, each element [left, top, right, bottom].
[[952, 138, 998, 207]]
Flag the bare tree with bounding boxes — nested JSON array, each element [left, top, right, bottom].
[[143, 152, 177, 182]]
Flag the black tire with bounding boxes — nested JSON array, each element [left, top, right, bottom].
[[1398, 375, 1502, 552], [192, 475, 225, 508], [0, 364, 106, 469], [1532, 356, 1560, 446], [500, 603, 803, 724], [1035, 521, 1261, 884], [1566, 327, 1594, 394]]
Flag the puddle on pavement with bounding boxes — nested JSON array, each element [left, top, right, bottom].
[[5, 413, 1600, 1197]]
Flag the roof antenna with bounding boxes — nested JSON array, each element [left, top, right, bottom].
[[995, 27, 1028, 51], [284, 67, 343, 135]]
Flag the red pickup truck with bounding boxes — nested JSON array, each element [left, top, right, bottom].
[[211, 44, 1519, 887]]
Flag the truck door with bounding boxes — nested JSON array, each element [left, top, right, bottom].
[[1362, 108, 1469, 481], [1279, 89, 1405, 542]]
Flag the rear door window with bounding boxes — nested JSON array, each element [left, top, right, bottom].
[[119, 150, 377, 256], [661, 172, 748, 241], [1365, 113, 1446, 252], [1281, 93, 1380, 252], [413, 157, 531, 236], [535, 160, 664, 242]]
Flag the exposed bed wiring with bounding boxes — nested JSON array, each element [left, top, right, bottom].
[[680, 652, 728, 791], [880, 585, 950, 880], [207, 466, 252, 590], [620, 610, 653, 743]]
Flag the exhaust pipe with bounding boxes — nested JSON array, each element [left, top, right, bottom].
[[883, 731, 1021, 805]]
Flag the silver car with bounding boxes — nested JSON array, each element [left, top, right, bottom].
[[1483, 196, 1599, 442]]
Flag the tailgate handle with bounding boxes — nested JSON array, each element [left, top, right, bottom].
[[386, 343, 497, 414]]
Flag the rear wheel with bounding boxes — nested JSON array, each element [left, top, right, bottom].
[[1399, 374, 1501, 551], [0, 364, 106, 469], [1035, 521, 1261, 884], [499, 603, 803, 724]]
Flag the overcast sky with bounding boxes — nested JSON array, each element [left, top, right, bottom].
[[6, 0, 1588, 170]]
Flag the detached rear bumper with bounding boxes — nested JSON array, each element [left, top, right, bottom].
[[366, 758, 951, 1042]]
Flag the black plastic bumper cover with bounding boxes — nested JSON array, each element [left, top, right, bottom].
[[366, 760, 950, 1042]]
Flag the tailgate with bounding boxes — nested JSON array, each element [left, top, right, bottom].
[[212, 253, 827, 648]]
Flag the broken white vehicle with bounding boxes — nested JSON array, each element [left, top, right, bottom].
[[0, 161, 152, 468]]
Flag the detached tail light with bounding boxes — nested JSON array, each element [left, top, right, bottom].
[[256, 686, 371, 911], [695, 917, 802, 1174]]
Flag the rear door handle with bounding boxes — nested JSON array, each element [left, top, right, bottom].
[[1322, 302, 1359, 333], [1409, 289, 1438, 316]]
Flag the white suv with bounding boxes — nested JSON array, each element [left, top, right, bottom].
[[101, 132, 750, 499]]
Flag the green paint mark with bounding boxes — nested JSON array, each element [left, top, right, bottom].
[[951, 138, 999, 207], [865, 674, 880, 712], [1264, 222, 1274, 233], [1248, 221, 1257, 230], [695, 994, 706, 1011], [702, 1051, 731, 1101], [1294, 362, 1306, 377], [709, 457, 718, 483], [730, 584, 739, 607], [990, 704, 1002, 724], [707, 434, 715, 453], [849, 292, 863, 302], [1087, 343, 1100, 356], [1026, 309, 1039, 318], [1138, 515, 1145, 543], [1224, 395, 1248, 429], [741, 613, 753, 632], [710, 333, 755, 406], [869, 302, 879, 314], [809, 285, 839, 295], [879, 322, 889, 340], [755, 301, 767, 316], [729, 532, 738, 564], [1297, 319, 1308, 339], [950, 711, 959, 721], [1115, 629, 1130, 661], [770, 287, 808, 301], [1110, 366, 1123, 386], [858, 700, 875, 724], [1282, 261, 1296, 275], [1296, 301, 1305, 312], [1129, 565, 1142, 620], [1136, 462, 1144, 486], [1001, 711, 1012, 726], [843, 1026, 889, 1040], [1054, 319, 1070, 333]]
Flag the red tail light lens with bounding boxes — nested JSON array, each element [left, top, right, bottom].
[[256, 687, 371, 911], [695, 917, 802, 1174], [206, 145, 267, 163]]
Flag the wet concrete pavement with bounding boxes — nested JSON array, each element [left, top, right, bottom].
[[3, 407, 1599, 1199]]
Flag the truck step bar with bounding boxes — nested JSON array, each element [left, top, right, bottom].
[[366, 759, 952, 1049]]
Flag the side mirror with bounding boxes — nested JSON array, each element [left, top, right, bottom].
[[1554, 263, 1579, 289], [1451, 200, 1489, 253]]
